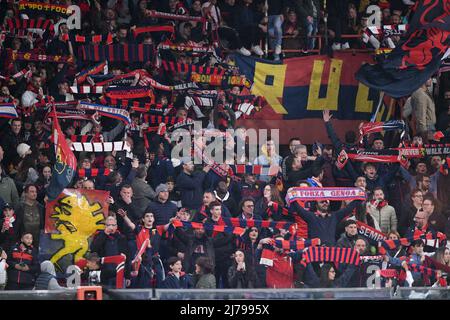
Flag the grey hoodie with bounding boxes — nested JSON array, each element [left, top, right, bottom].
[[37, 261, 66, 290]]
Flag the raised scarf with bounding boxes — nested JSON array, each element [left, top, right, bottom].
[[79, 101, 131, 125], [18, 1, 73, 17], [8, 49, 74, 64], [77, 168, 111, 178], [359, 120, 406, 143], [286, 187, 366, 204], [80, 44, 154, 62], [132, 25, 174, 38], [0, 103, 19, 119], [63, 33, 113, 45], [70, 141, 131, 153], [271, 238, 320, 251], [75, 61, 108, 85], [301, 246, 361, 266]]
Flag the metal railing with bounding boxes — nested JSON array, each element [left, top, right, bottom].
[[0, 287, 449, 300]]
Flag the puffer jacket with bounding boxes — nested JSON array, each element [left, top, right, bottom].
[[367, 201, 398, 234], [6, 242, 39, 288], [34, 260, 66, 290]]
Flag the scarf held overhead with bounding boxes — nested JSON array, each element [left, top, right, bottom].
[[286, 187, 366, 204]]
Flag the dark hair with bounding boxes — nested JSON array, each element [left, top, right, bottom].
[[136, 165, 147, 179], [195, 256, 214, 274], [344, 130, 356, 144], [289, 137, 301, 144], [373, 186, 384, 193], [208, 200, 222, 211], [121, 184, 132, 191], [23, 184, 37, 193], [311, 165, 323, 178], [363, 162, 376, 171], [319, 263, 335, 288], [239, 197, 255, 210], [167, 256, 182, 268], [422, 195, 436, 207], [416, 173, 430, 183], [410, 188, 423, 198]]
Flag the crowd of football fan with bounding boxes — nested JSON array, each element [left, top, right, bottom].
[[0, 0, 450, 292]]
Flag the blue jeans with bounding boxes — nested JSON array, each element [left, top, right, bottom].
[[268, 15, 283, 48], [305, 18, 318, 50]]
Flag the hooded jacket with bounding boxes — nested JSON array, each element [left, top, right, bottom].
[[34, 261, 66, 290]]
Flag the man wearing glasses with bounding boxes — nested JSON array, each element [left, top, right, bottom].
[[90, 216, 129, 288]]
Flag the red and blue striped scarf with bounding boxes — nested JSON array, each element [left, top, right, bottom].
[[80, 44, 154, 62], [301, 247, 361, 267]]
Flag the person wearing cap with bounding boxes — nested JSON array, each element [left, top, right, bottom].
[[0, 203, 22, 251], [176, 158, 210, 210], [146, 184, 178, 227]]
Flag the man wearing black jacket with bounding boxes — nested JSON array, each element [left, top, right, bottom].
[[90, 216, 129, 288], [6, 232, 39, 290], [176, 158, 210, 210], [291, 199, 362, 246], [206, 201, 236, 288]]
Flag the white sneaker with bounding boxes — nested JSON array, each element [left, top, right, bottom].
[[275, 45, 282, 55], [251, 45, 264, 56], [332, 42, 341, 51], [341, 42, 350, 49], [238, 47, 251, 56]]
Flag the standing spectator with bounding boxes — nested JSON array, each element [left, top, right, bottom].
[[1, 119, 25, 173], [399, 189, 424, 236], [90, 216, 129, 288], [336, 220, 359, 248], [236, 0, 265, 56], [422, 196, 446, 233], [214, 181, 238, 217], [0, 166, 20, 208], [146, 184, 178, 226], [290, 199, 361, 246], [228, 250, 259, 288], [6, 232, 39, 290], [15, 185, 44, 249], [295, 0, 320, 50], [131, 165, 156, 218], [0, 203, 22, 251], [176, 159, 209, 210], [366, 187, 397, 234], [0, 249, 7, 290], [411, 79, 436, 141]]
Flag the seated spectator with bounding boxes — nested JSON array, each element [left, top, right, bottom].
[[161, 256, 193, 289], [193, 256, 216, 289], [34, 260, 69, 290]]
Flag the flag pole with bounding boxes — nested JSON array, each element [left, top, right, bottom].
[[265, 0, 269, 58], [370, 91, 385, 122], [323, 0, 328, 50]]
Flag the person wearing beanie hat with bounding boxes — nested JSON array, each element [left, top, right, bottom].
[[16, 143, 31, 159], [155, 183, 169, 195]]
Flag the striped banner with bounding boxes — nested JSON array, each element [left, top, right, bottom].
[[271, 238, 320, 251], [286, 187, 366, 203], [77, 168, 111, 178], [302, 246, 361, 266], [230, 164, 280, 176], [69, 86, 104, 94], [171, 220, 245, 236], [80, 44, 154, 62], [70, 141, 131, 153], [0, 103, 19, 119], [79, 101, 131, 125]]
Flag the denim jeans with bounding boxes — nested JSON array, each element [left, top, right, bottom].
[[268, 15, 283, 48], [305, 18, 318, 50]]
